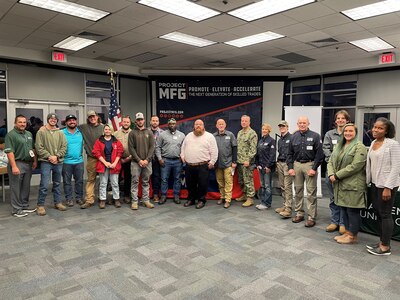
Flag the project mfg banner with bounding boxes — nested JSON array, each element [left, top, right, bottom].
[[155, 77, 263, 135]]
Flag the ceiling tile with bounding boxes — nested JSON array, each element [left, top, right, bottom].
[[283, 2, 336, 22], [292, 30, 332, 43], [305, 13, 350, 30]]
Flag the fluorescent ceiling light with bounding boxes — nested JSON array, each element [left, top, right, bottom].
[[138, 0, 220, 22], [342, 0, 400, 20], [18, 0, 109, 21], [54, 36, 97, 51], [228, 0, 315, 21], [160, 32, 216, 47], [225, 32, 285, 48], [349, 37, 394, 52]]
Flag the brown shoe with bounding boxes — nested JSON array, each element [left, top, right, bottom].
[[99, 200, 106, 209], [123, 197, 131, 204], [236, 195, 247, 202], [334, 232, 349, 241], [144, 201, 154, 209], [114, 200, 121, 208], [279, 210, 292, 219], [131, 202, 138, 210], [337, 234, 357, 244], [292, 215, 304, 223], [242, 198, 254, 207], [80, 202, 93, 209], [224, 201, 231, 209], [339, 225, 346, 234], [217, 199, 225, 205], [275, 206, 285, 213], [153, 195, 160, 203], [326, 223, 338, 232], [305, 219, 316, 227], [55, 203, 67, 211], [106, 199, 113, 205], [37, 206, 46, 216], [65, 200, 74, 207], [173, 196, 181, 204]]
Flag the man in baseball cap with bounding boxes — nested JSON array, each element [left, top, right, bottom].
[[47, 113, 58, 121], [135, 112, 144, 120], [65, 114, 77, 122], [278, 120, 289, 127], [87, 110, 97, 118]]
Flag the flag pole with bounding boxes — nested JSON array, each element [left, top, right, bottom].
[[106, 68, 121, 131]]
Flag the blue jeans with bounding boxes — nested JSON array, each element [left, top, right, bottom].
[[62, 162, 84, 201], [259, 168, 273, 207], [37, 162, 63, 206], [161, 158, 182, 197], [325, 173, 344, 226]]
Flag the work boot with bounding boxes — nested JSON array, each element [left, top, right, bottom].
[[236, 195, 247, 202], [80, 201, 93, 209], [337, 233, 357, 244], [242, 198, 254, 207], [114, 199, 121, 208], [123, 197, 131, 204], [65, 200, 74, 207], [173, 196, 181, 204], [153, 195, 160, 203], [143, 201, 154, 209], [326, 224, 338, 232], [55, 203, 67, 211], [99, 200, 106, 209], [224, 201, 231, 209], [275, 206, 285, 213], [37, 206, 46, 216], [279, 209, 292, 219], [131, 202, 138, 210], [159, 195, 167, 205], [339, 226, 346, 234]]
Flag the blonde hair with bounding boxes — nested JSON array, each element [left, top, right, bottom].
[[262, 123, 272, 132]]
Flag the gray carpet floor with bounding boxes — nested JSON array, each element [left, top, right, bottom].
[[0, 186, 399, 300]]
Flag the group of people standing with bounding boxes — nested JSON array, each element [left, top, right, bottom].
[[3, 109, 399, 256]]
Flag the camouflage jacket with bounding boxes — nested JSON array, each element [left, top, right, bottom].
[[237, 127, 258, 164]]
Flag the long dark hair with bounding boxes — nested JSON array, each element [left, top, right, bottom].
[[375, 117, 396, 138]]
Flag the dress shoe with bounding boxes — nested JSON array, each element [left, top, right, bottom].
[[217, 199, 225, 205], [99, 200, 106, 209], [242, 198, 254, 207], [224, 202, 231, 209], [184, 200, 195, 207], [196, 201, 205, 209], [339, 225, 346, 234], [326, 223, 338, 232], [305, 219, 316, 227], [275, 206, 285, 213], [292, 215, 304, 223], [159, 196, 167, 205], [114, 200, 121, 208], [173, 196, 181, 204]]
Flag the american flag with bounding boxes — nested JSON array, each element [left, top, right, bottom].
[[108, 78, 122, 131]]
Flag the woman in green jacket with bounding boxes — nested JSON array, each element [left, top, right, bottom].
[[327, 123, 367, 244]]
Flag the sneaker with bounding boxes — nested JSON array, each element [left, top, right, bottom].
[[65, 200, 74, 207], [37, 206, 46, 216], [22, 207, 37, 213], [143, 201, 154, 209], [275, 206, 285, 213], [367, 246, 391, 256], [256, 204, 269, 210], [242, 198, 254, 207], [55, 203, 67, 211], [13, 211, 28, 218], [366, 242, 380, 250]]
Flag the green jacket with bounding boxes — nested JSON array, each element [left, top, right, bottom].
[[327, 141, 367, 208], [35, 126, 67, 162]]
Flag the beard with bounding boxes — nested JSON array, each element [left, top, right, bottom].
[[193, 128, 205, 136]]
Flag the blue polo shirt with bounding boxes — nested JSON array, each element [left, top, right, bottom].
[[62, 127, 84, 164]]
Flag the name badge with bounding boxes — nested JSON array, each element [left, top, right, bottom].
[[307, 137, 313, 142], [225, 136, 231, 140], [29, 150, 35, 157], [332, 139, 337, 145], [173, 136, 177, 140], [286, 140, 290, 143], [264, 143, 269, 146], [306, 146, 313, 150]]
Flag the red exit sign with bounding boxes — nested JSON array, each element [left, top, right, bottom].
[[52, 51, 67, 63], [379, 52, 395, 65]]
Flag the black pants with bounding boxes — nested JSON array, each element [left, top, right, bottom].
[[186, 164, 210, 203], [340, 207, 361, 235], [151, 158, 161, 196], [119, 161, 131, 198], [371, 183, 398, 246]]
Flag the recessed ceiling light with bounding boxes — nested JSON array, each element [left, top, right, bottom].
[[160, 32, 216, 47], [18, 0, 109, 21], [228, 0, 316, 22], [225, 32, 285, 48], [342, 0, 400, 20], [53, 36, 97, 51], [349, 37, 394, 52], [138, 0, 220, 22]]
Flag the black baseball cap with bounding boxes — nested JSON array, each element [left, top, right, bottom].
[[65, 114, 77, 121]]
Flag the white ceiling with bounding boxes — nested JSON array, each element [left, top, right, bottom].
[[0, 0, 400, 77]]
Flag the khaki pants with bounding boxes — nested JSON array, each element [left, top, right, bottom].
[[276, 161, 293, 211], [237, 164, 255, 198], [216, 167, 233, 202], [85, 156, 97, 204], [293, 161, 317, 220]]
